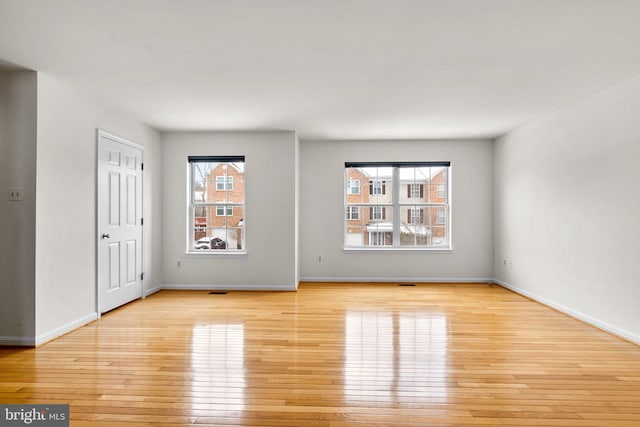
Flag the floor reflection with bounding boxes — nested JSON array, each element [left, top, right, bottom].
[[345, 311, 448, 405], [190, 323, 245, 417], [345, 311, 395, 403]]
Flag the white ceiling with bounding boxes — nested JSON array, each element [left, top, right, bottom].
[[1, 0, 640, 140]]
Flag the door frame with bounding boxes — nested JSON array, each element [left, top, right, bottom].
[[96, 129, 145, 318]]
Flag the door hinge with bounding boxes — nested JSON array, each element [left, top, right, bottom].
[[141, 218, 144, 226], [141, 163, 144, 171], [141, 273, 145, 281]]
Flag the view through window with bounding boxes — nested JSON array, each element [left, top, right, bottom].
[[344, 162, 450, 249], [189, 156, 245, 252]]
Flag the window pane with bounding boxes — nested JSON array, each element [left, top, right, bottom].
[[206, 162, 244, 203], [207, 229, 228, 250], [227, 227, 244, 250], [400, 206, 427, 247], [192, 163, 211, 203], [346, 167, 393, 204], [430, 225, 447, 247], [345, 206, 366, 247], [194, 214, 207, 242], [229, 206, 244, 228], [428, 167, 447, 203], [366, 229, 392, 246], [399, 167, 429, 203], [345, 169, 366, 203], [398, 205, 448, 247], [364, 208, 393, 247]]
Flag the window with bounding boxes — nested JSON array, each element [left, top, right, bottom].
[[189, 156, 245, 252], [347, 206, 359, 220], [344, 162, 450, 249], [347, 179, 360, 195], [216, 206, 233, 216], [370, 206, 386, 220], [408, 207, 424, 224], [216, 175, 233, 191], [370, 180, 386, 195], [408, 183, 424, 199]]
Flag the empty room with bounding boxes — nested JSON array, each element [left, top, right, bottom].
[[1, 1, 640, 426]]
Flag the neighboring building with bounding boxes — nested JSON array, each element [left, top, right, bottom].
[[196, 163, 245, 249], [345, 167, 447, 247]]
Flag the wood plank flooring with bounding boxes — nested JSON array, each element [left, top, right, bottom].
[[1, 282, 640, 426]]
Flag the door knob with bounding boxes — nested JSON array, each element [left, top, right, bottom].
[[102, 233, 110, 239]]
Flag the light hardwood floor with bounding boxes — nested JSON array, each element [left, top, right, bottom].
[[1, 283, 640, 426]]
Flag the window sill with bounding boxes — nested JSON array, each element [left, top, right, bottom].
[[343, 247, 453, 253], [185, 251, 247, 256]]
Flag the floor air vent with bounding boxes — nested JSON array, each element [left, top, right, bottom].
[[398, 283, 416, 286], [208, 291, 228, 295]]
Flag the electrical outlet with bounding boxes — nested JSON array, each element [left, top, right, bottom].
[[317, 256, 323, 262], [177, 261, 182, 268], [8, 188, 23, 201]]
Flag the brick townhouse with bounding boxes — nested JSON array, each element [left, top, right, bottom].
[[194, 162, 244, 249], [346, 167, 447, 246]]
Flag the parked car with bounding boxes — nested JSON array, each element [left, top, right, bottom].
[[210, 237, 226, 249], [194, 237, 226, 250], [195, 237, 212, 250]]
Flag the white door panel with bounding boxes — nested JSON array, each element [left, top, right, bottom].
[[98, 131, 143, 313]]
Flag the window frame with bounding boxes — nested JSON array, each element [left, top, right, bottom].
[[409, 183, 423, 199], [188, 156, 246, 254], [344, 162, 451, 251], [216, 206, 234, 217], [370, 180, 385, 195], [371, 206, 383, 220], [408, 207, 422, 224], [215, 175, 233, 191], [346, 206, 360, 220], [347, 179, 360, 195]]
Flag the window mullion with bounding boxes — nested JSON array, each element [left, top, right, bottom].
[[392, 167, 400, 247]]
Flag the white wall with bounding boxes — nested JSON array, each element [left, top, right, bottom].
[[35, 74, 162, 342], [0, 70, 37, 344], [162, 131, 298, 289], [294, 133, 300, 287], [494, 74, 640, 342], [299, 139, 494, 281]]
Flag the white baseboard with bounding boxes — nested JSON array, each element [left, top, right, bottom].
[[144, 285, 164, 297], [34, 312, 98, 346], [300, 276, 494, 283], [162, 283, 297, 291], [0, 335, 36, 346], [494, 279, 640, 345]]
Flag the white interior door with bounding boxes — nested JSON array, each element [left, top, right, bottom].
[[97, 130, 143, 313]]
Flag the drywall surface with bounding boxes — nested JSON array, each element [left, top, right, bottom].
[[294, 134, 300, 287], [0, 71, 37, 344], [35, 74, 162, 340], [162, 131, 298, 289], [494, 74, 640, 342], [299, 139, 494, 281]]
